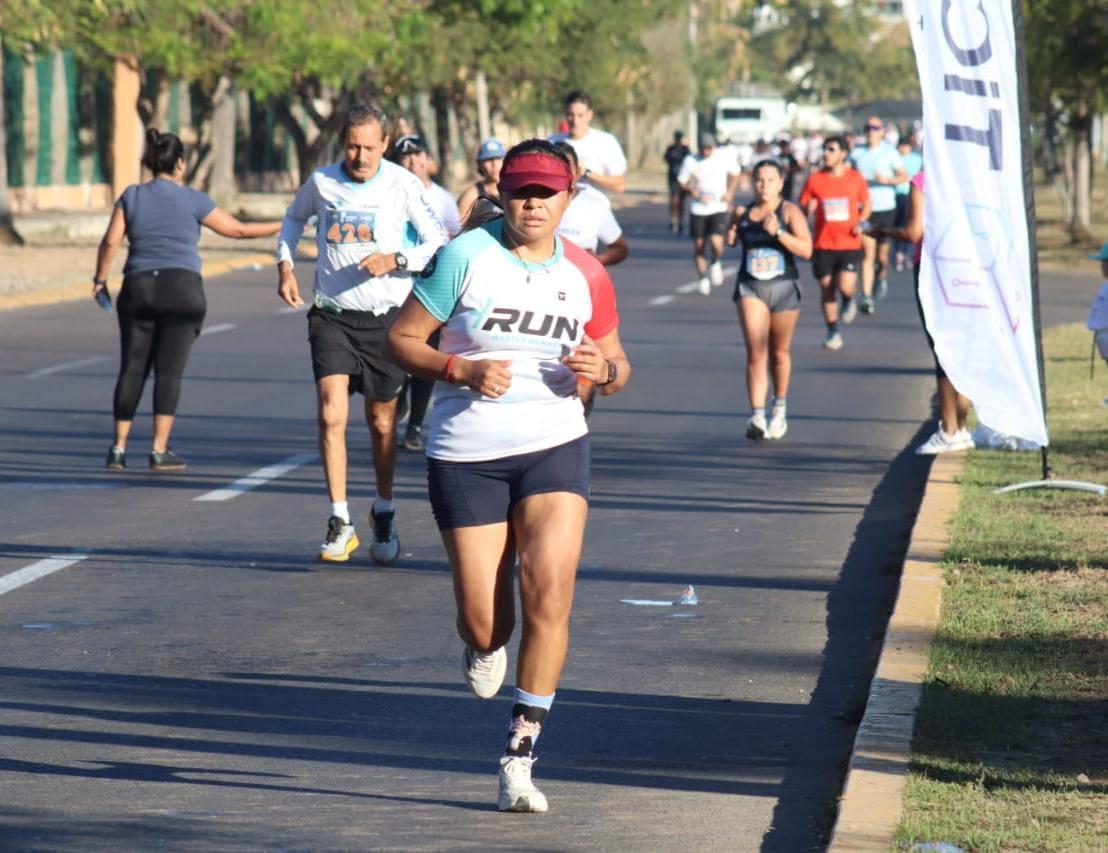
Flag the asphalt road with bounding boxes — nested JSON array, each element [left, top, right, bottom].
[[0, 199, 1088, 851]]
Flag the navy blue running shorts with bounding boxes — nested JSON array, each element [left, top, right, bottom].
[[426, 435, 591, 530]]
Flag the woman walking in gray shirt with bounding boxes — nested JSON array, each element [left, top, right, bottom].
[[93, 130, 280, 471]]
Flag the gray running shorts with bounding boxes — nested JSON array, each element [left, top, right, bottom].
[[734, 278, 802, 313]]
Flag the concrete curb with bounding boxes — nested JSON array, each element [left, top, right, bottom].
[[828, 451, 967, 851], [0, 252, 275, 313]]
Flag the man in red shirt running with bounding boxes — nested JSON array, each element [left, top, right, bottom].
[[798, 135, 871, 350]]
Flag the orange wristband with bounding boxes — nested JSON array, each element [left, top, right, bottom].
[[443, 354, 458, 384]]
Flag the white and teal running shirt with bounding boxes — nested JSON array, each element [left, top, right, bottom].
[[412, 218, 619, 462], [277, 161, 446, 314]]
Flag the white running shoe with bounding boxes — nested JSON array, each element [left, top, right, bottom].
[[841, 298, 857, 324], [319, 516, 359, 563], [697, 276, 711, 295], [746, 412, 767, 440], [462, 645, 507, 699], [823, 329, 844, 350], [709, 261, 724, 287], [369, 506, 400, 565], [915, 427, 975, 455], [875, 277, 889, 299], [765, 410, 788, 440], [498, 755, 548, 813]]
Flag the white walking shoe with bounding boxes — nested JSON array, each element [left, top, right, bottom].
[[915, 427, 975, 455], [709, 261, 724, 287], [697, 276, 711, 295], [498, 755, 549, 813], [823, 329, 844, 351], [319, 516, 359, 563], [369, 506, 400, 565], [841, 298, 857, 324], [765, 410, 788, 440], [462, 645, 507, 699]]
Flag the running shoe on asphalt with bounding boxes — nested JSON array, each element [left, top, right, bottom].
[[915, 427, 975, 455], [765, 410, 788, 440], [875, 277, 889, 300], [369, 506, 400, 565], [463, 645, 507, 699], [106, 446, 125, 470], [319, 515, 360, 562], [697, 276, 711, 295], [403, 424, 424, 452], [149, 447, 186, 472], [841, 298, 857, 324], [745, 412, 767, 440], [859, 296, 875, 315], [709, 261, 724, 287], [498, 755, 549, 813], [823, 329, 844, 351]]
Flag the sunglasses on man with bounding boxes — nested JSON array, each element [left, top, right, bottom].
[[865, 124, 883, 132]]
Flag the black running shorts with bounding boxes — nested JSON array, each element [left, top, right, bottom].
[[867, 208, 897, 243], [426, 436, 590, 530], [307, 305, 406, 400], [811, 249, 862, 280], [689, 212, 729, 240]]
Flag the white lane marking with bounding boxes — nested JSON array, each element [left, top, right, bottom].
[[619, 599, 674, 607], [659, 265, 739, 303], [25, 356, 111, 378], [194, 452, 317, 502], [0, 554, 89, 597], [200, 323, 237, 336]]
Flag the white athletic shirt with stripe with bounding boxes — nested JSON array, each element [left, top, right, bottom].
[[412, 218, 619, 462], [277, 160, 446, 314], [556, 184, 623, 252]]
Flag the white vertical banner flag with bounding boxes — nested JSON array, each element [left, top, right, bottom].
[[903, 0, 1048, 446]]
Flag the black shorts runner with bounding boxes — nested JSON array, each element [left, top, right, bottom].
[[811, 249, 862, 279], [689, 212, 729, 239], [307, 305, 407, 400], [868, 208, 897, 242], [426, 435, 590, 530]]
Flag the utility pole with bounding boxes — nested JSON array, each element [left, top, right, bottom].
[[688, 1, 699, 142]]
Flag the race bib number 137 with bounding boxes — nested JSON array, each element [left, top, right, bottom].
[[325, 209, 375, 245]]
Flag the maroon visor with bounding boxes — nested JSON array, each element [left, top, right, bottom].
[[498, 152, 574, 194]]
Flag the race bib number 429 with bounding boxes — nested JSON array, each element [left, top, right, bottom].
[[325, 209, 376, 245]]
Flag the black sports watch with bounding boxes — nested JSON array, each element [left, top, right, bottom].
[[394, 252, 409, 271], [597, 359, 617, 386]]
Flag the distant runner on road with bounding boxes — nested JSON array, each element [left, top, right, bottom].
[[850, 116, 906, 310], [554, 141, 629, 267], [457, 138, 506, 227], [549, 89, 627, 195], [386, 140, 630, 813], [799, 134, 870, 351], [276, 104, 446, 564], [663, 129, 691, 233], [677, 133, 740, 295], [728, 159, 812, 440]]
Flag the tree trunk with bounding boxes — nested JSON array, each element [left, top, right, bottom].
[[1070, 102, 1092, 240], [272, 92, 346, 183], [475, 70, 490, 142], [0, 44, 24, 245], [207, 76, 235, 205]]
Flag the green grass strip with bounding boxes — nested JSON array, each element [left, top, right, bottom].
[[897, 323, 1108, 853]]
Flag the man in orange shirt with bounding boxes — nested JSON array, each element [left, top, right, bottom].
[[798, 135, 871, 350]]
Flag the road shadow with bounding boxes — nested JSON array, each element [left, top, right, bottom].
[[760, 421, 934, 851]]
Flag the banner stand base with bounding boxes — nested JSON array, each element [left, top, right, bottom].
[[993, 479, 1107, 496]]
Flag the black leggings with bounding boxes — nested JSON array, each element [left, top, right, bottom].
[[113, 268, 206, 420]]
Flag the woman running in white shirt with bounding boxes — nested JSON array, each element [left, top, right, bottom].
[[386, 139, 630, 813]]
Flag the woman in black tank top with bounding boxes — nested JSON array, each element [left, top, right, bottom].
[[726, 159, 813, 441]]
